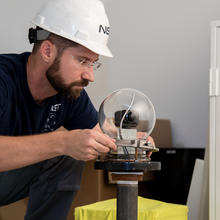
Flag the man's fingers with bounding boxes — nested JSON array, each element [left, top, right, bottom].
[[94, 132, 117, 151], [93, 141, 111, 154], [147, 136, 155, 146], [146, 136, 155, 159]]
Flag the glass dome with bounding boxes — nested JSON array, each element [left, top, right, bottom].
[[99, 88, 156, 145]]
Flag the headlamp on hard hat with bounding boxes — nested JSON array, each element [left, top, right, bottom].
[[28, 27, 50, 44]]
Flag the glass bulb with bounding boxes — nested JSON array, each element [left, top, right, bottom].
[[99, 88, 156, 142]]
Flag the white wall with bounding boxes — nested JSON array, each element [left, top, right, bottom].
[[0, 1, 45, 53], [0, 0, 219, 148]]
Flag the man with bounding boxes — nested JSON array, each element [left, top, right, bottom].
[[0, 0, 154, 219], [0, 0, 116, 219]]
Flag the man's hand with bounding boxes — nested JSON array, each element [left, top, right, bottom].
[[146, 136, 155, 158], [63, 129, 117, 161]]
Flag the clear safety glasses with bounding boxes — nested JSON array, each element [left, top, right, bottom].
[[72, 56, 102, 70]]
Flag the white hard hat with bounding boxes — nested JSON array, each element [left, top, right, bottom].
[[32, 0, 113, 57]]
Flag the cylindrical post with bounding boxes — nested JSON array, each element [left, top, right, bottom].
[[117, 181, 138, 220]]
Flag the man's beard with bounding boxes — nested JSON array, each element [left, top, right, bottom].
[[46, 56, 89, 100]]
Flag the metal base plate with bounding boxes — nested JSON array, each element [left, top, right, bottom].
[[95, 160, 161, 172]]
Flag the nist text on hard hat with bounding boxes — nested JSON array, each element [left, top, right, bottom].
[[99, 25, 110, 35]]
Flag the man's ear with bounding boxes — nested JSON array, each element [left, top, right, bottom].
[[39, 40, 57, 63]]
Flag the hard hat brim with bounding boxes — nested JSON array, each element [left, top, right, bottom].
[[31, 23, 113, 58], [77, 39, 113, 58]]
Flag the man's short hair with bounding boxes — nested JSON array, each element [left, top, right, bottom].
[[32, 32, 79, 55]]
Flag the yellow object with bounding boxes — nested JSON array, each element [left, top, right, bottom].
[[75, 196, 188, 220]]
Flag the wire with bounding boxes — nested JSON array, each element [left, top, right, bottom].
[[119, 92, 135, 139], [119, 93, 135, 155]]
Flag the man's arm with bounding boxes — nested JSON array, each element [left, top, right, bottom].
[[0, 126, 116, 172]]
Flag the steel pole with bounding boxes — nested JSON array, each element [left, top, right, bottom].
[[117, 181, 138, 220]]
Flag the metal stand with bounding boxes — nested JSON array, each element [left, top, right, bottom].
[[113, 172, 142, 220], [95, 161, 161, 220], [117, 181, 138, 220]]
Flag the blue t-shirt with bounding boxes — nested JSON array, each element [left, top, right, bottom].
[[0, 52, 98, 136]]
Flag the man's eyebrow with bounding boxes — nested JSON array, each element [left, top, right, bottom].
[[78, 56, 99, 62]]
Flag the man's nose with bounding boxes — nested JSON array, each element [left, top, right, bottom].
[[82, 67, 94, 82]]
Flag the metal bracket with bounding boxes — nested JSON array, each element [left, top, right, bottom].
[[116, 139, 159, 152]]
